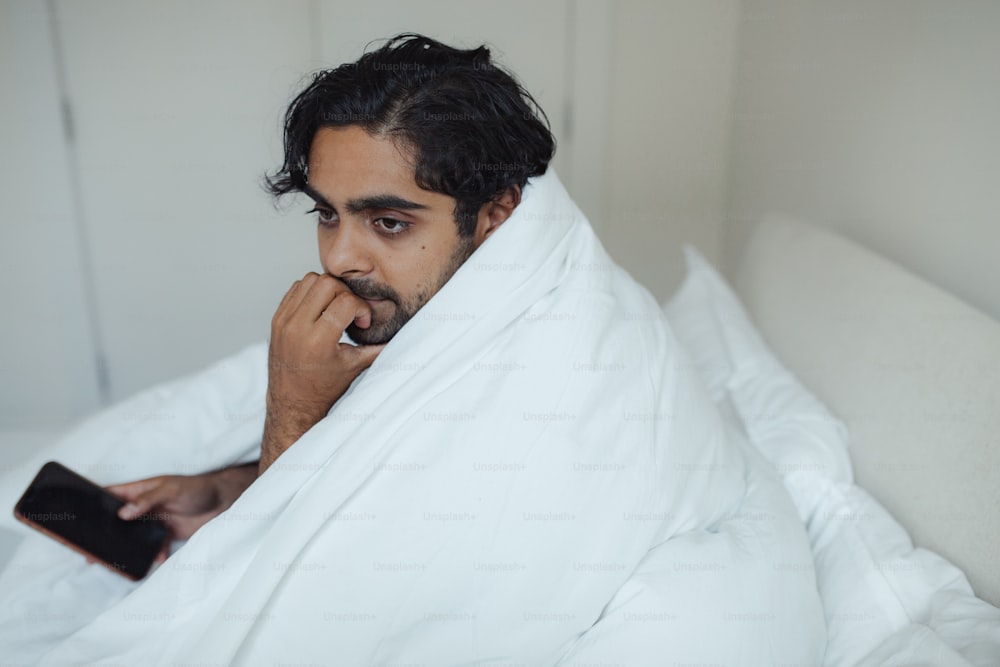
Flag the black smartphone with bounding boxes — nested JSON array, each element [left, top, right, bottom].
[[13, 461, 168, 581]]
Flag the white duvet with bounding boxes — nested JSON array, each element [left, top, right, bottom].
[[0, 171, 825, 665]]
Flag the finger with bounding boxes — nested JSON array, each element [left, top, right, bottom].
[[321, 290, 373, 332], [297, 274, 354, 323], [275, 279, 304, 315], [118, 482, 175, 520], [273, 273, 319, 328], [107, 477, 164, 501], [288, 272, 321, 313]]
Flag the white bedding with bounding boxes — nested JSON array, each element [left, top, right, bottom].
[[0, 172, 825, 665], [666, 247, 1000, 667]]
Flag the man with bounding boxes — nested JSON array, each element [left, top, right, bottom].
[[99, 34, 553, 548], [107, 33, 556, 540], [2, 34, 824, 665]]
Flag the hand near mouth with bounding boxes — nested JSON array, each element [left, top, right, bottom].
[[260, 272, 386, 473]]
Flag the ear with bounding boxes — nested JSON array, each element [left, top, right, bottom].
[[472, 185, 521, 248]]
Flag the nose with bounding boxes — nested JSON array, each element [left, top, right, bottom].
[[320, 220, 374, 278]]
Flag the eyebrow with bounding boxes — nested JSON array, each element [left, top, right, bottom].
[[302, 185, 429, 215]]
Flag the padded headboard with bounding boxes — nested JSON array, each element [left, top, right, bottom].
[[734, 216, 1000, 606]]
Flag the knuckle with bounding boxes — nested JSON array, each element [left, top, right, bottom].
[[315, 274, 339, 295], [332, 290, 361, 310], [286, 320, 308, 337], [273, 306, 293, 324]]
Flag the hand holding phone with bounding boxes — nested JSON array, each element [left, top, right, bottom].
[[14, 462, 168, 580], [106, 461, 258, 545]]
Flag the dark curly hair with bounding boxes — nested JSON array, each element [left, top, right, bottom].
[[265, 33, 556, 236]]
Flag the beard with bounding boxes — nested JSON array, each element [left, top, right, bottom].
[[343, 235, 476, 345]]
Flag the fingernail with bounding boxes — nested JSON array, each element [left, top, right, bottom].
[[120, 503, 138, 517]]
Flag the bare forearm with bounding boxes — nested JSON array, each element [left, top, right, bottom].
[[214, 461, 259, 504], [259, 272, 384, 475], [258, 402, 326, 475]]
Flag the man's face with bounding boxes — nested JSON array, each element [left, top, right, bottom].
[[305, 126, 479, 345]]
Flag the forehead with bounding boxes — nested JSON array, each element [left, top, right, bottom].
[[306, 126, 440, 207]]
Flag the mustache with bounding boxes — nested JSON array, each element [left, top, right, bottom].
[[340, 277, 399, 302]]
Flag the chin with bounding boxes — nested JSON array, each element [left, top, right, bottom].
[[346, 322, 399, 346]]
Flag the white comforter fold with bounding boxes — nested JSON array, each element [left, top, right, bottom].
[[0, 170, 824, 665]]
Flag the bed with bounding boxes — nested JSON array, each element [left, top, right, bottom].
[[1, 213, 997, 664], [734, 215, 1000, 610], [663, 214, 1000, 665]]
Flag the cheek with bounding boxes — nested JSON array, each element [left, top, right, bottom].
[[374, 247, 426, 292], [394, 258, 435, 295], [316, 231, 337, 269], [400, 258, 455, 310], [376, 225, 458, 298]]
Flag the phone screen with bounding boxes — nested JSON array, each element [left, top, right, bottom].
[[14, 461, 168, 580]]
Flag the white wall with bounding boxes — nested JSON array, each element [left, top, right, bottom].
[[50, 0, 321, 410], [0, 1, 102, 428], [601, 0, 742, 302], [726, 0, 1000, 321]]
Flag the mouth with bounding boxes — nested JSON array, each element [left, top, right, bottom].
[[341, 279, 397, 322]]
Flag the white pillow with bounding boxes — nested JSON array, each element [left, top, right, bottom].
[[663, 246, 1000, 667], [661, 256, 732, 402], [664, 247, 852, 490]]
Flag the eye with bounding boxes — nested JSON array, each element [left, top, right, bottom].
[[306, 207, 336, 225], [373, 217, 410, 235]]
